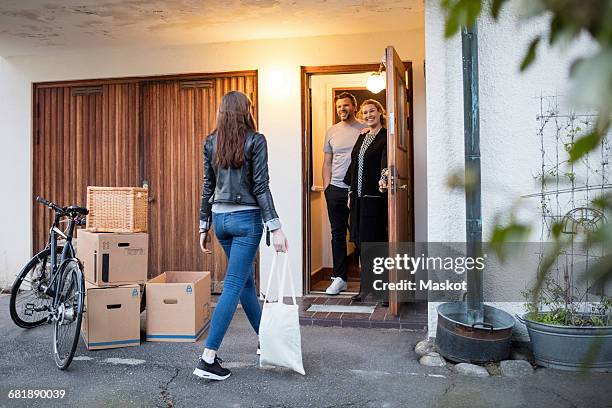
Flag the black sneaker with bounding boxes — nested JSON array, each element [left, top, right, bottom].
[[193, 356, 231, 381]]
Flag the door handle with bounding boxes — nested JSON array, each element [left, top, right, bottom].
[[399, 184, 408, 190], [142, 180, 154, 203]]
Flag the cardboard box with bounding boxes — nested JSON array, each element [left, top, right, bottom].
[[77, 230, 148, 286], [81, 282, 141, 350], [146, 271, 211, 342]]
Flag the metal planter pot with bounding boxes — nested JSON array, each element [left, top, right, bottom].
[[436, 302, 515, 363], [517, 314, 612, 372]]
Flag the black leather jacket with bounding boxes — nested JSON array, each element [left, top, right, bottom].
[[199, 130, 279, 232]]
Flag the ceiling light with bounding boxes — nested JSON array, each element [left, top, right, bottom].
[[366, 62, 386, 94]]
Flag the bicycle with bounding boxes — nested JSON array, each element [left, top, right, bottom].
[[9, 196, 89, 370]]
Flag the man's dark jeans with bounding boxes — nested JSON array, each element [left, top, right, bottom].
[[324, 184, 350, 282]]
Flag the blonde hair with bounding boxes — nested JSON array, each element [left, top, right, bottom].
[[359, 99, 386, 127]]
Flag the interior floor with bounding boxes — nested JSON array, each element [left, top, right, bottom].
[[310, 251, 360, 293]]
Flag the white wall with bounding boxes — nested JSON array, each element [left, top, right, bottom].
[[0, 56, 33, 288], [425, 0, 597, 339], [0, 29, 427, 294]]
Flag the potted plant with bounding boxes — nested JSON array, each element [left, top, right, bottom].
[[517, 207, 612, 372], [518, 281, 611, 372]]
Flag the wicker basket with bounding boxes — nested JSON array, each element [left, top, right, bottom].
[[86, 186, 148, 233]]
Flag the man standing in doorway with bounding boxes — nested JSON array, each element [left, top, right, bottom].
[[323, 92, 366, 295]]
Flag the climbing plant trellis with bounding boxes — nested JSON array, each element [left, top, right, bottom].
[[523, 94, 611, 325]]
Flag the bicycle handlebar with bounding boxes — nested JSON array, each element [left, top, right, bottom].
[[36, 196, 64, 213], [36, 196, 89, 221]]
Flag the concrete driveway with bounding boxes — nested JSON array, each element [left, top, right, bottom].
[[1, 294, 611, 408]]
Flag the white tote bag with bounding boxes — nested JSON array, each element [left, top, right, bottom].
[[259, 252, 305, 375]]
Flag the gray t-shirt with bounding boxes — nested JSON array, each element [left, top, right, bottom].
[[324, 120, 367, 188]]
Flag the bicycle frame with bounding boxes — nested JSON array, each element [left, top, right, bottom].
[[43, 212, 79, 309]]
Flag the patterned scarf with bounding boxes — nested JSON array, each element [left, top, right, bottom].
[[357, 130, 378, 197]]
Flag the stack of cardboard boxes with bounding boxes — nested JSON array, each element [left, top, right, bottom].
[[78, 229, 148, 350], [77, 186, 211, 350]]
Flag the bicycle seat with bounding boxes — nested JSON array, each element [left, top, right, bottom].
[[66, 206, 89, 216]]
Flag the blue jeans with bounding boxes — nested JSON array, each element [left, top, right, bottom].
[[205, 209, 263, 351]]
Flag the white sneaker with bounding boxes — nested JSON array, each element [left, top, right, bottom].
[[325, 277, 347, 295]]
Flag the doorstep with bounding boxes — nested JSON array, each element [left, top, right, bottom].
[[297, 296, 428, 330]]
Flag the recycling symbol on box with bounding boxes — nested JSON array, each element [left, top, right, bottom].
[[132, 288, 138, 297], [186, 285, 192, 294]]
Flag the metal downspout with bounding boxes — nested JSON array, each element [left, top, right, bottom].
[[461, 24, 484, 323]]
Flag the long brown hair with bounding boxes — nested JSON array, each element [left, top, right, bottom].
[[214, 91, 257, 168]]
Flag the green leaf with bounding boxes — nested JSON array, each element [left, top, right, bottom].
[[445, 13, 460, 38], [464, 0, 482, 27], [520, 36, 540, 71], [444, 1, 464, 38], [569, 130, 602, 163], [443, 0, 483, 38], [591, 195, 610, 210], [549, 14, 562, 45], [490, 221, 531, 262], [531, 240, 565, 304], [551, 222, 563, 239], [491, 0, 507, 20], [589, 222, 612, 245]]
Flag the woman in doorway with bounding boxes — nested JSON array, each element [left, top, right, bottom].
[[195, 91, 288, 381], [343, 99, 389, 304]]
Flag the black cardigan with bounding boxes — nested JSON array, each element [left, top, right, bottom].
[[343, 127, 388, 245], [343, 127, 387, 197]]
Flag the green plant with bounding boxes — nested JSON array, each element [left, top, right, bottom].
[[523, 279, 611, 326]]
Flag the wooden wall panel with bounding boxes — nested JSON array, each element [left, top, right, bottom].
[[142, 72, 258, 291], [33, 72, 258, 293], [33, 84, 140, 252]]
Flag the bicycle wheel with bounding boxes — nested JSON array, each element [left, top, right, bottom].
[[9, 248, 61, 328], [52, 258, 85, 370]]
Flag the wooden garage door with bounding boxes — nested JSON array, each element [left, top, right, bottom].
[[142, 74, 258, 291], [33, 84, 141, 252], [33, 72, 258, 292]]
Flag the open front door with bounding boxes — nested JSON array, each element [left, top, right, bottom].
[[385, 46, 414, 316]]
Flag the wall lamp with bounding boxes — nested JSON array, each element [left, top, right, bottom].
[[366, 60, 386, 94]]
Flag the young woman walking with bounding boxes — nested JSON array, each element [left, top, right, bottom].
[[194, 91, 288, 381]]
